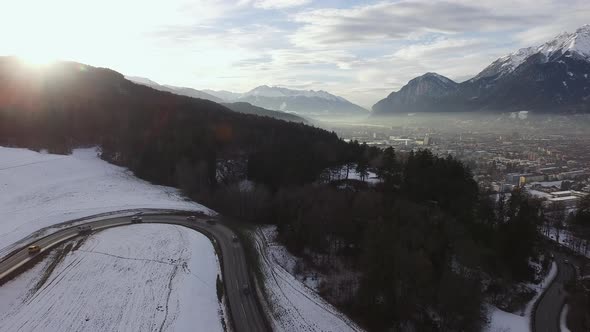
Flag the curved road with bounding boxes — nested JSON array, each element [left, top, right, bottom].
[[533, 254, 575, 332], [0, 214, 268, 332]]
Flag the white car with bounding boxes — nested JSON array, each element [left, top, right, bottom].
[[186, 216, 196, 221]]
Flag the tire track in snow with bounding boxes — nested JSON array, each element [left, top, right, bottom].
[[77, 249, 180, 266]]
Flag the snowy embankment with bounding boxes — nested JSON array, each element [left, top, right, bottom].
[[0, 224, 227, 332], [0, 147, 213, 258], [560, 304, 571, 332], [253, 226, 363, 332], [485, 262, 557, 332], [543, 227, 590, 258]]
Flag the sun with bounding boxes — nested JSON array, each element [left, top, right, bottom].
[[17, 52, 58, 67]]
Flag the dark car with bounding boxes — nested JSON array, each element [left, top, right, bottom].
[[242, 284, 250, 295], [28, 245, 41, 254], [77, 225, 92, 234]]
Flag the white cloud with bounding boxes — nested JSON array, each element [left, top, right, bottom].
[[252, 0, 311, 9], [290, 0, 543, 49]]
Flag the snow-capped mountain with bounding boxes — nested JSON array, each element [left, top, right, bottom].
[[475, 25, 590, 80], [243, 85, 348, 102], [472, 47, 537, 81], [180, 85, 367, 117], [372, 24, 590, 115], [238, 85, 367, 117]]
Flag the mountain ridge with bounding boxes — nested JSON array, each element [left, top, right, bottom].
[[125, 76, 223, 103], [209, 85, 368, 117], [373, 24, 590, 115], [126, 76, 308, 123]]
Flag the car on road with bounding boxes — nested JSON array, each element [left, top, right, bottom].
[[242, 284, 250, 295], [27, 245, 41, 254], [206, 219, 216, 225], [77, 225, 92, 234], [186, 215, 196, 221], [131, 215, 143, 223], [232, 235, 239, 243], [565, 259, 569, 264]]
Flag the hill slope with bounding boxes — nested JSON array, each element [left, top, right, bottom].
[[222, 102, 308, 123], [0, 57, 349, 190], [125, 76, 223, 103]]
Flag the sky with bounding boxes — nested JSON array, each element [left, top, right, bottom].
[[0, 0, 589, 108]]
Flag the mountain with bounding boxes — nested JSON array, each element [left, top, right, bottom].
[[125, 76, 161, 87], [237, 85, 368, 117], [372, 73, 459, 114], [372, 24, 590, 115], [125, 76, 223, 103], [166, 85, 368, 118], [202, 89, 243, 101], [126, 77, 309, 122], [164, 86, 224, 103], [222, 102, 308, 123]]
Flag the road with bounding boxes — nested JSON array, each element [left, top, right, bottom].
[[533, 254, 575, 332], [0, 214, 269, 332]]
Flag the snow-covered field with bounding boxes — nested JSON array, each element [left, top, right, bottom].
[[0, 146, 213, 258], [0, 224, 226, 332], [253, 226, 363, 332], [485, 262, 557, 332]]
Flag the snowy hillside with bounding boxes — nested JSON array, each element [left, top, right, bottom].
[[253, 226, 364, 332], [0, 224, 226, 332], [0, 147, 212, 258]]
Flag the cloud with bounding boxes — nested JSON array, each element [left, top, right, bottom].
[[252, 0, 311, 9], [290, 0, 547, 49], [391, 38, 486, 60]]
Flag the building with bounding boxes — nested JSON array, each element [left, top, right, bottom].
[[544, 190, 588, 209]]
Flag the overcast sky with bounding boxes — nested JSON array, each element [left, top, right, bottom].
[[1, 0, 589, 108]]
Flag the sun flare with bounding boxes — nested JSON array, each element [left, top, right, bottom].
[[18, 52, 58, 67]]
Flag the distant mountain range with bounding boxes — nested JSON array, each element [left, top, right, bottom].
[[125, 76, 224, 103], [125, 77, 307, 123], [233, 85, 368, 117], [127, 76, 368, 118], [203, 89, 242, 101], [373, 24, 590, 115]]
